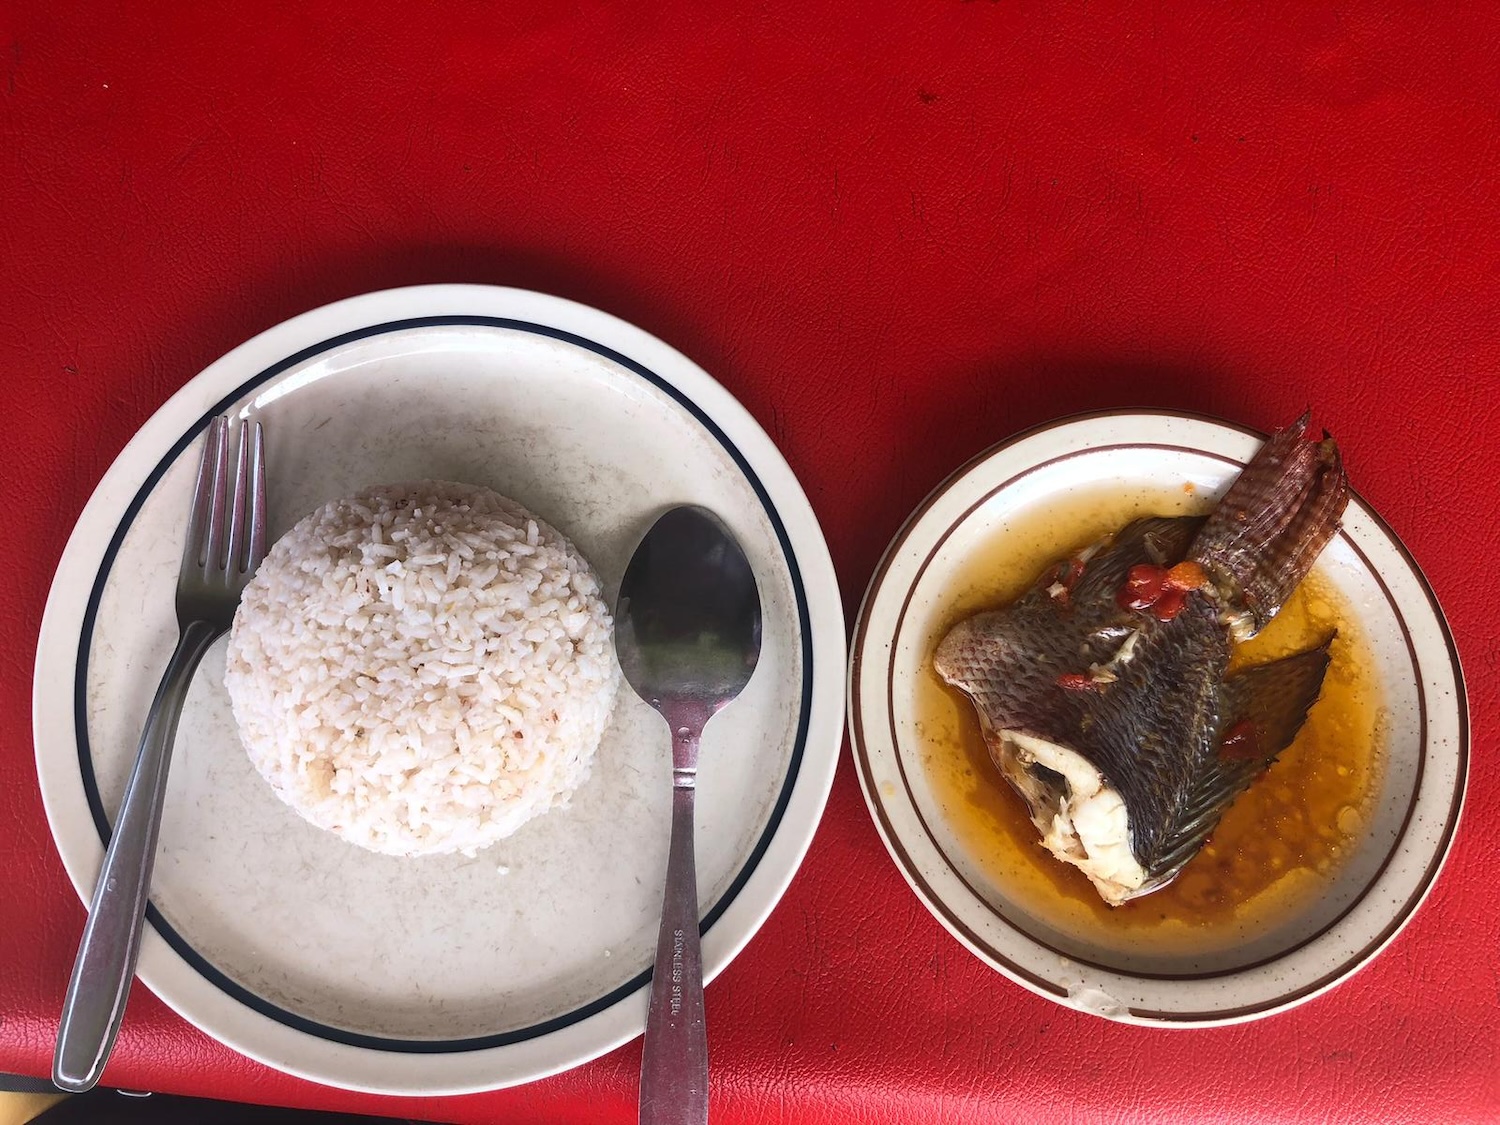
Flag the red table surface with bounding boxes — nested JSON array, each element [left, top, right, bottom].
[[3, 3, 1498, 1122]]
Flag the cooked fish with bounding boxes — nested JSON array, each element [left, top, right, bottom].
[[933, 415, 1349, 905]]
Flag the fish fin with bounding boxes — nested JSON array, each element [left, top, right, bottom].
[[1219, 637, 1334, 760], [1069, 515, 1205, 603], [1145, 758, 1264, 879], [1143, 638, 1334, 880], [1189, 415, 1349, 636]]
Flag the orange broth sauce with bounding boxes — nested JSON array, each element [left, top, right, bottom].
[[913, 484, 1384, 954]]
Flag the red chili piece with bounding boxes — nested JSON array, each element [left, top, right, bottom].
[[1117, 564, 1166, 610], [1061, 556, 1086, 590], [1055, 673, 1097, 691], [1118, 560, 1207, 620], [1152, 586, 1188, 621], [1219, 719, 1260, 760], [1166, 560, 1209, 591], [1046, 556, 1088, 606]]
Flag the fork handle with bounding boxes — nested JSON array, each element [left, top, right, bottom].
[[54, 619, 221, 1093]]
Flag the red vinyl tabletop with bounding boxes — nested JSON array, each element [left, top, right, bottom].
[[3, 3, 1498, 1122]]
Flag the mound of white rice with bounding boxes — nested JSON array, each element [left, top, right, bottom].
[[224, 480, 620, 857]]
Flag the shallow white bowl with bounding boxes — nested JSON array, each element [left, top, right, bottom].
[[848, 411, 1466, 1025]]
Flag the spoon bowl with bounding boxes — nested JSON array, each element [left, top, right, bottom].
[[616, 508, 762, 707]]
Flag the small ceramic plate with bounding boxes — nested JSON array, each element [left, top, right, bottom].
[[849, 412, 1466, 1025], [34, 285, 845, 1093]]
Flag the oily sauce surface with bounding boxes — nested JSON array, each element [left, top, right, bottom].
[[915, 485, 1384, 952]]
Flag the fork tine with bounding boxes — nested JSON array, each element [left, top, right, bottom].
[[182, 419, 222, 572], [227, 421, 250, 574], [247, 421, 267, 568], [203, 417, 231, 572]]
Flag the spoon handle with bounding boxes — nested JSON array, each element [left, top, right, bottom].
[[640, 763, 708, 1124]]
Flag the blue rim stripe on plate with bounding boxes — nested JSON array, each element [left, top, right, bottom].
[[72, 315, 815, 1053]]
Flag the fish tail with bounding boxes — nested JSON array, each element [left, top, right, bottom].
[[1189, 413, 1349, 636]]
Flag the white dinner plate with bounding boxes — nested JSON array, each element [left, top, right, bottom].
[[34, 285, 845, 1093], [849, 412, 1466, 1025]]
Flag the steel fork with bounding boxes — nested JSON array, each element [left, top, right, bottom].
[[54, 417, 267, 1093]]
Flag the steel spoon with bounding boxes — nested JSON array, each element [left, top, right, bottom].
[[615, 506, 762, 1125]]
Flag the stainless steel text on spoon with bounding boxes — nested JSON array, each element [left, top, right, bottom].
[[615, 506, 762, 1125], [54, 417, 267, 1093]]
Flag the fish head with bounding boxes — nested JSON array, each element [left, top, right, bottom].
[[932, 611, 1010, 695]]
